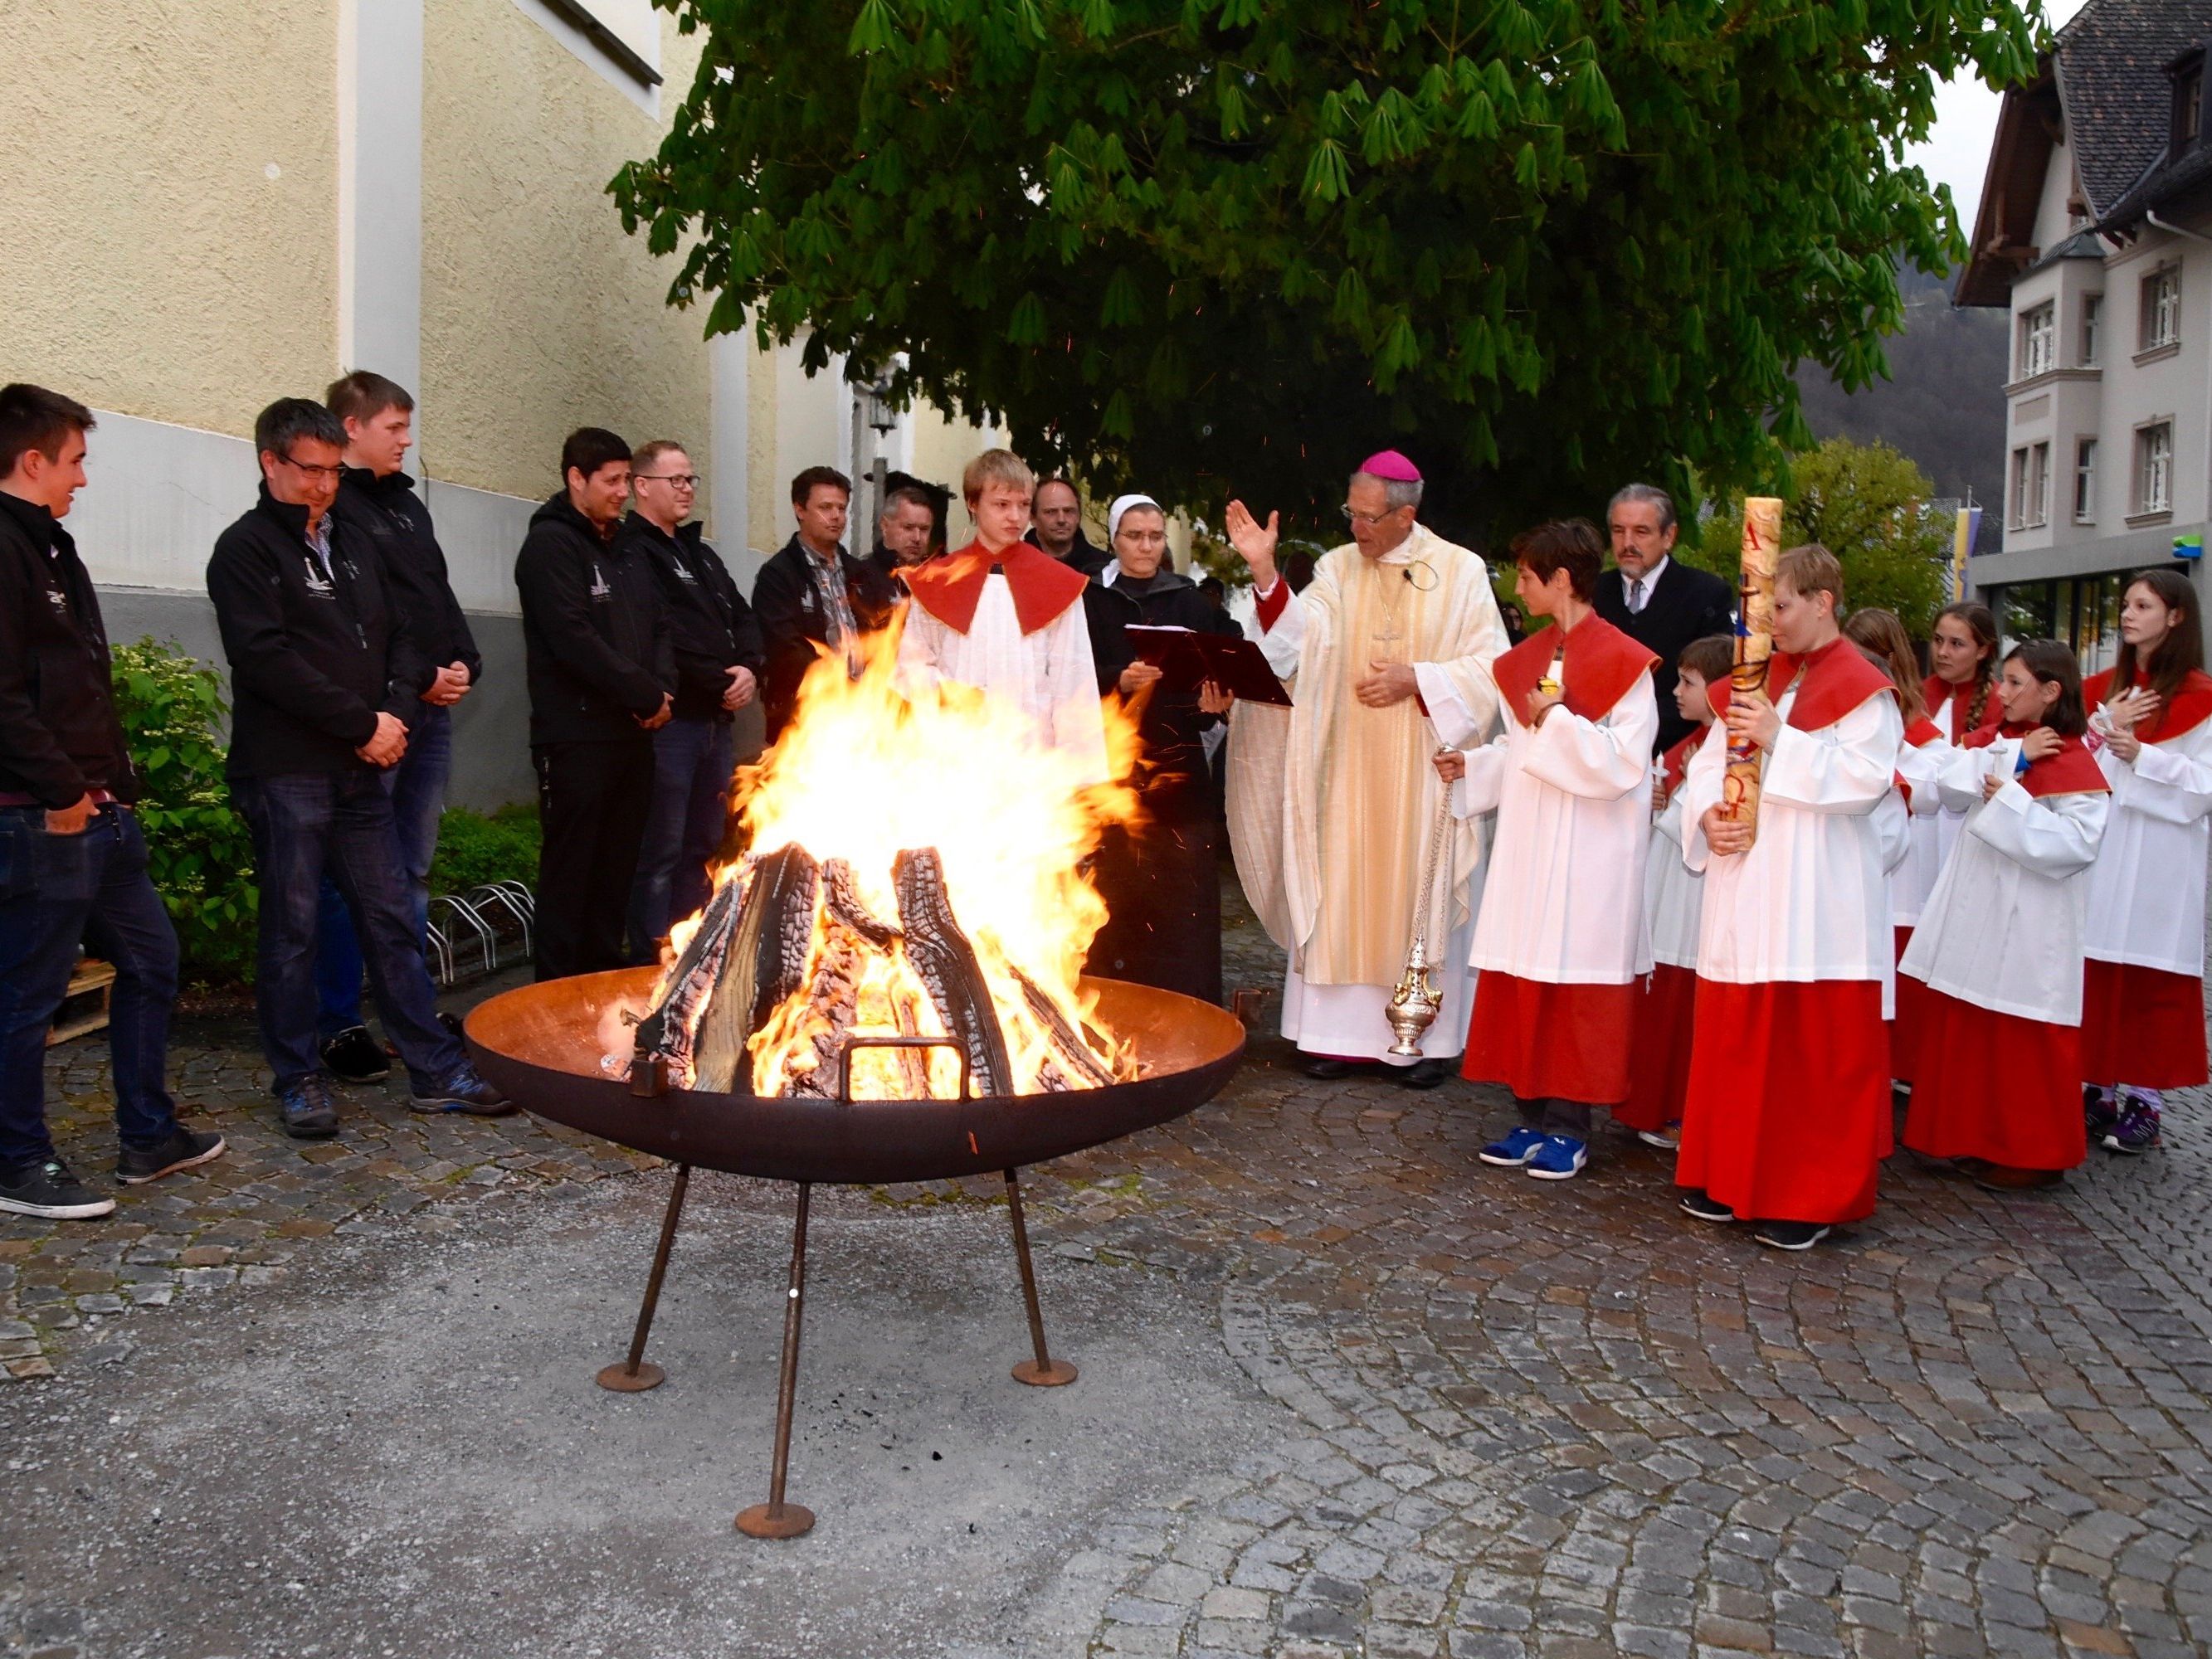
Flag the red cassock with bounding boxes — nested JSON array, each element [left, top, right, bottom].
[[1676, 639, 1901, 1224], [1906, 995, 2087, 1170], [1456, 615, 1659, 1105], [1617, 962, 1697, 1132]]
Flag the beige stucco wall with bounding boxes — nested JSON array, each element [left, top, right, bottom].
[[419, 0, 709, 502], [0, 1, 339, 435]]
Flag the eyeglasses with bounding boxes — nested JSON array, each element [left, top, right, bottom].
[[636, 473, 702, 489], [276, 452, 345, 482], [1341, 503, 1400, 528]]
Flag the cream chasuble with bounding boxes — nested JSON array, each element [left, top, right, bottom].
[[1226, 525, 1508, 1060]]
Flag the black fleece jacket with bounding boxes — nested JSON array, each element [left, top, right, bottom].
[[616, 513, 765, 723], [207, 486, 427, 780], [331, 466, 482, 684], [515, 491, 674, 747], [0, 489, 135, 807]]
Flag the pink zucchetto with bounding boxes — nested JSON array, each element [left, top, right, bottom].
[[1357, 450, 1422, 483]]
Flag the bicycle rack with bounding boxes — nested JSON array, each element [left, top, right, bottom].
[[469, 883, 534, 958], [430, 893, 498, 981]]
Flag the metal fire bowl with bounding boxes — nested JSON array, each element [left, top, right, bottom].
[[464, 969, 1247, 1185]]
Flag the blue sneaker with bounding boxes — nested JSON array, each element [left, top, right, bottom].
[[1525, 1135, 1587, 1180], [1479, 1126, 1548, 1166], [409, 1062, 514, 1117]]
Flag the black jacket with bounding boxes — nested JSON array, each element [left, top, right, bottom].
[[1083, 570, 1242, 801], [207, 486, 427, 780], [752, 536, 899, 742], [1026, 527, 1111, 577], [515, 492, 674, 747], [0, 490, 134, 807], [1594, 557, 1736, 754], [617, 513, 765, 723], [331, 466, 482, 684]]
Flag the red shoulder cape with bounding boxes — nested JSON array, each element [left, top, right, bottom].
[[1922, 672, 2000, 740], [1491, 613, 1657, 728], [1903, 717, 1943, 748], [2083, 665, 2212, 744], [1965, 722, 2111, 798], [902, 541, 1090, 636], [1659, 728, 1702, 798], [1764, 635, 1896, 732]]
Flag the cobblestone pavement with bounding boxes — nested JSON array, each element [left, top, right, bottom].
[[6, 879, 2212, 1658]]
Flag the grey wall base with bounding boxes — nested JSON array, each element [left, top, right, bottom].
[[100, 588, 537, 813]]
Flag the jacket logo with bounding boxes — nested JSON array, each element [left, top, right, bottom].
[[589, 563, 611, 601], [46, 587, 66, 610], [300, 557, 334, 598], [673, 559, 695, 581]]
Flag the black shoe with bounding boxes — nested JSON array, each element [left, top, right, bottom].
[[1678, 1187, 1735, 1223], [277, 1075, 341, 1140], [0, 1157, 115, 1220], [1396, 1058, 1456, 1091], [320, 1024, 390, 1084], [1753, 1219, 1831, 1252], [437, 1010, 464, 1040], [409, 1063, 514, 1117], [115, 1127, 227, 1185], [1295, 1053, 1370, 1079]]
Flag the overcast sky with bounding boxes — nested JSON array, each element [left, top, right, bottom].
[[1902, 0, 2088, 231]]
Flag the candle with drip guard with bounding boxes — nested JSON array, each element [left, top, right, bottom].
[[1722, 498, 1782, 845]]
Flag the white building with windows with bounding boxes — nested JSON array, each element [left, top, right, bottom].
[[1957, 0, 2212, 668]]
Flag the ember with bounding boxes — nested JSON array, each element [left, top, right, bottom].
[[621, 629, 1142, 1100]]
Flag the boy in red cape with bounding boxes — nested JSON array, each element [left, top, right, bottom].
[[1676, 544, 1903, 1250], [1434, 518, 1658, 1180], [898, 450, 1108, 782]]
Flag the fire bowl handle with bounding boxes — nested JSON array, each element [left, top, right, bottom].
[[835, 1034, 973, 1103]]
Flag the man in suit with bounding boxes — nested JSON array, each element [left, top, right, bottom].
[[1593, 484, 1735, 755]]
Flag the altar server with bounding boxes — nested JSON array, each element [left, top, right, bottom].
[[1923, 601, 2000, 866], [1676, 545, 1902, 1251], [1844, 608, 1948, 1084], [2078, 568, 2212, 1154], [899, 450, 1108, 781], [1433, 519, 1657, 1179], [1900, 640, 2108, 1189], [1618, 634, 1732, 1147]]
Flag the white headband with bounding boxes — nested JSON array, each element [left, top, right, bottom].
[[1108, 493, 1163, 542]]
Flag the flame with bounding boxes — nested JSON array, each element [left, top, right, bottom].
[[657, 619, 1144, 1100]]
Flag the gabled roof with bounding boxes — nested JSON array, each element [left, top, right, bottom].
[[2024, 226, 2109, 274], [1956, 0, 2212, 307], [2059, 1, 2212, 220]]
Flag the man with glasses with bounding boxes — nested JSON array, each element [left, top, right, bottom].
[[515, 428, 674, 979], [312, 371, 481, 1086], [207, 398, 509, 1139], [1221, 451, 1508, 1089], [620, 440, 764, 960]]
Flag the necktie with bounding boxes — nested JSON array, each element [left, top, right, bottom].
[[1629, 577, 1646, 615]]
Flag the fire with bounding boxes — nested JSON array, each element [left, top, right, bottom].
[[649, 621, 1144, 1100]]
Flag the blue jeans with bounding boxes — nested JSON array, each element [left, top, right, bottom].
[[626, 717, 736, 961], [315, 703, 449, 1036], [233, 771, 466, 1094], [0, 804, 181, 1167]]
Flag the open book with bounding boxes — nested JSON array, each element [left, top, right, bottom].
[[1126, 625, 1294, 707]]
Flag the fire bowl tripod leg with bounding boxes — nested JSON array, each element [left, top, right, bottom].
[[737, 1180, 816, 1539], [1005, 1168, 1077, 1387], [597, 1160, 692, 1393]]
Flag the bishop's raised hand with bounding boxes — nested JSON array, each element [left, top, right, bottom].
[[1222, 499, 1280, 590]]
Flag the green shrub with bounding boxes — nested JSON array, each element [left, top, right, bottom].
[[429, 803, 540, 897], [109, 639, 260, 980]]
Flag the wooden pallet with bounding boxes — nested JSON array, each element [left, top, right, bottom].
[[47, 957, 116, 1047]]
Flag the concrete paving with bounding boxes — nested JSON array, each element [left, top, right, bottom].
[[4, 877, 2211, 1658]]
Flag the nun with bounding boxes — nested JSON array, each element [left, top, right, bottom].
[[1081, 494, 1243, 1004]]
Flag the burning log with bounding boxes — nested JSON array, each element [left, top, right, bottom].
[[633, 860, 753, 1087], [1012, 967, 1114, 1089], [783, 860, 928, 1099], [894, 848, 1015, 1097], [694, 845, 821, 1093]]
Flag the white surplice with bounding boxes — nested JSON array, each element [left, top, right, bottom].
[[1900, 738, 2108, 1023], [1891, 732, 1949, 926], [1452, 674, 1659, 983], [897, 574, 1109, 786], [2083, 710, 2212, 976], [1646, 789, 1703, 970], [1680, 684, 1903, 986]]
